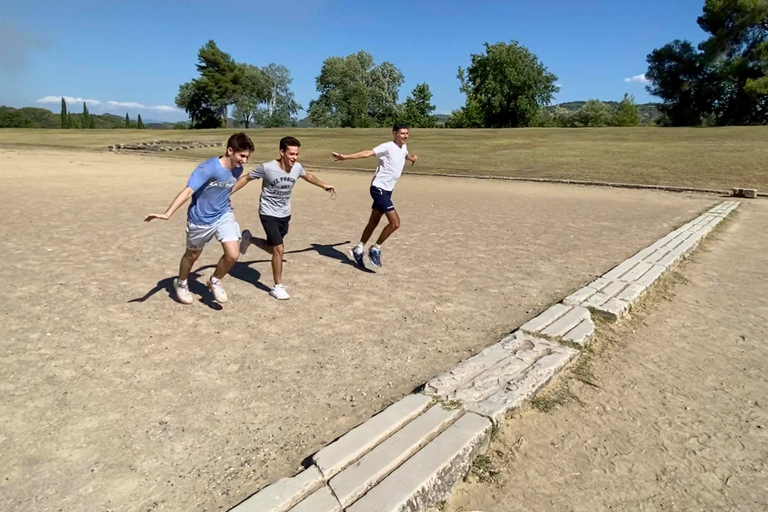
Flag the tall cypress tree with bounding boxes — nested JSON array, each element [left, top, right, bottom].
[[137, 114, 144, 129], [60, 97, 68, 128], [82, 102, 89, 129], [125, 113, 130, 128]]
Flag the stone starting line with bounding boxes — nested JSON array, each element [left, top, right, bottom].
[[231, 200, 740, 512]]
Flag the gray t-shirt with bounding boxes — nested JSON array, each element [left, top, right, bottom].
[[249, 160, 306, 218]]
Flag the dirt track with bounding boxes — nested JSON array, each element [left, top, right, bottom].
[[443, 201, 768, 512], [0, 148, 716, 511]]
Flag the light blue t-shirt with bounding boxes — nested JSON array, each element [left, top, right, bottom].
[[186, 157, 243, 225]]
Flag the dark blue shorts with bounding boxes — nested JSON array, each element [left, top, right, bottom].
[[370, 186, 395, 213]]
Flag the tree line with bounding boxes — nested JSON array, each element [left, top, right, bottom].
[[56, 97, 149, 129], [645, 0, 768, 126]]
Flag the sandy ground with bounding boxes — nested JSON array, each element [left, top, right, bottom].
[[443, 201, 768, 511], [0, 148, 716, 511]]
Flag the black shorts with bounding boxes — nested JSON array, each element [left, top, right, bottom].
[[370, 186, 395, 213], [259, 214, 291, 246]]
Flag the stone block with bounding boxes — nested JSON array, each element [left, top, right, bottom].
[[466, 348, 578, 424], [562, 317, 594, 346], [313, 394, 432, 479], [520, 304, 571, 333], [329, 405, 461, 507], [346, 413, 492, 512], [288, 487, 341, 512], [232, 466, 323, 512], [541, 306, 591, 338]]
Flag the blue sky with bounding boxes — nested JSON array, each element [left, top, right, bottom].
[[1, 0, 710, 122]]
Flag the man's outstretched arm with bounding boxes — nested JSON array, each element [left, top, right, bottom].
[[332, 149, 375, 161], [144, 187, 194, 222]]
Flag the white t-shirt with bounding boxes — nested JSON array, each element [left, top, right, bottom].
[[249, 160, 306, 218], [371, 141, 408, 191]]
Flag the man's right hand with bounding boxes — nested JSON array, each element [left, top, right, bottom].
[[144, 213, 169, 222], [331, 152, 346, 161]]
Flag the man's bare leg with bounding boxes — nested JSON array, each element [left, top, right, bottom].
[[212, 241, 239, 280], [179, 248, 203, 280], [375, 210, 401, 245], [271, 244, 284, 285], [361, 210, 383, 244]]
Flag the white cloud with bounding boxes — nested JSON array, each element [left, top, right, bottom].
[[36, 96, 177, 112], [555, 82, 563, 88], [624, 74, 649, 84], [107, 100, 177, 112], [37, 95, 101, 106]]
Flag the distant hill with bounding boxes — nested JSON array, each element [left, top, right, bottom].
[[0, 106, 186, 129], [546, 101, 662, 124]]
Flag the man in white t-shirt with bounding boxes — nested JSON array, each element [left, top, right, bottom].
[[332, 124, 419, 268]]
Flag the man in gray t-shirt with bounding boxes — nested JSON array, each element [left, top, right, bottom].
[[231, 136, 335, 300]]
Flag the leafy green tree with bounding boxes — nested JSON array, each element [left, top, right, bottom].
[[254, 63, 301, 127], [308, 51, 404, 127], [232, 64, 270, 128], [0, 110, 36, 128], [125, 113, 130, 128], [457, 41, 559, 127], [176, 40, 242, 128], [646, 40, 714, 126], [400, 83, 436, 128], [60, 97, 68, 128], [610, 94, 641, 126], [646, 1, 768, 126], [573, 99, 612, 127], [137, 114, 145, 129]]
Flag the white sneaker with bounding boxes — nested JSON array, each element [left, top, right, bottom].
[[270, 284, 290, 300], [207, 278, 228, 303], [173, 278, 193, 305], [240, 229, 252, 255]]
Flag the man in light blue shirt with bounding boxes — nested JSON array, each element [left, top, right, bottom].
[[145, 132, 255, 304]]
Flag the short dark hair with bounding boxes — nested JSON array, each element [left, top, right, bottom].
[[392, 123, 408, 132], [279, 136, 301, 151], [227, 132, 254, 153]]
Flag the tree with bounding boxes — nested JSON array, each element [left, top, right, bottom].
[[137, 114, 145, 129], [82, 102, 90, 129], [308, 51, 404, 127], [400, 83, 436, 128], [60, 97, 68, 128], [574, 99, 612, 127], [0, 110, 36, 128], [176, 40, 242, 128], [232, 64, 270, 128], [254, 63, 301, 127], [698, 0, 768, 124], [646, 40, 714, 126], [125, 113, 130, 128], [611, 94, 641, 126], [457, 41, 559, 127], [646, 1, 768, 126]]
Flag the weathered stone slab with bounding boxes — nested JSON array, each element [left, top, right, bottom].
[[635, 264, 666, 288], [330, 405, 461, 507], [593, 297, 630, 320], [467, 348, 578, 424], [615, 282, 646, 305], [232, 466, 323, 512], [602, 259, 641, 281], [562, 317, 594, 346], [425, 331, 532, 398], [586, 277, 611, 291], [619, 261, 654, 282], [519, 304, 571, 333], [450, 335, 557, 403], [288, 486, 341, 512], [583, 292, 611, 309], [562, 286, 598, 306], [346, 413, 492, 512], [599, 280, 628, 299], [541, 306, 591, 337], [313, 394, 432, 479]]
